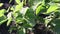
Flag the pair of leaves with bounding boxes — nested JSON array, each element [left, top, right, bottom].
[[36, 3, 59, 15]]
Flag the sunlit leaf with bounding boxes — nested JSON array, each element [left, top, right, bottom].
[[0, 19, 7, 25], [13, 13, 18, 19], [7, 18, 12, 26], [0, 9, 6, 17], [36, 4, 45, 15], [15, 0, 21, 4], [52, 0, 60, 3], [0, 3, 3, 7], [10, 6, 14, 11], [15, 4, 23, 12], [46, 5, 58, 14]]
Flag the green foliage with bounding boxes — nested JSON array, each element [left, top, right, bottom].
[[46, 4, 59, 14], [36, 4, 45, 15], [0, 16, 7, 25], [0, 9, 6, 17], [0, 0, 60, 34]]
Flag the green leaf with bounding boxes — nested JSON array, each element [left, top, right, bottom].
[[46, 5, 58, 14], [0, 19, 7, 25], [45, 18, 52, 26], [13, 13, 18, 19], [15, 4, 23, 12], [0, 3, 3, 7], [0, 9, 6, 17], [36, 4, 45, 15], [23, 23, 32, 28], [0, 16, 7, 25], [25, 8, 35, 26], [7, 18, 12, 26], [15, 0, 21, 4], [16, 13, 23, 23], [10, 6, 14, 11], [18, 28, 25, 34], [52, 0, 60, 3]]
